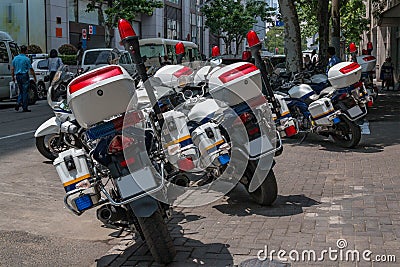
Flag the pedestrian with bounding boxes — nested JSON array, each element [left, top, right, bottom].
[[380, 57, 395, 90], [326, 46, 341, 75], [304, 54, 312, 70], [48, 49, 63, 82], [11, 45, 37, 112], [76, 42, 84, 66]]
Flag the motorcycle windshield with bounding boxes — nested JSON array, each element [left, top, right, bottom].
[[122, 61, 277, 207]]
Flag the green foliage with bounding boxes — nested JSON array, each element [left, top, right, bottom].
[[58, 44, 78, 55], [296, 0, 319, 42], [296, 0, 369, 44], [86, 0, 163, 28], [202, 0, 275, 55], [59, 55, 77, 65], [27, 44, 43, 54], [340, 0, 369, 43], [265, 26, 285, 54]]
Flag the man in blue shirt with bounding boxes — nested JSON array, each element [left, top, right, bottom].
[[326, 46, 341, 75], [11, 45, 37, 112]]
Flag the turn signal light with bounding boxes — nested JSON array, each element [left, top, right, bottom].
[[246, 30, 261, 48], [212, 46, 220, 57], [175, 42, 185, 55], [284, 125, 297, 137], [118, 19, 136, 40]]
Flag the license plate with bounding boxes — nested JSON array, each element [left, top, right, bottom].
[[116, 167, 158, 199], [347, 105, 363, 118]]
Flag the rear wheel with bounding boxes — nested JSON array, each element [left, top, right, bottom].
[[243, 161, 278, 206], [137, 210, 176, 264], [36, 134, 81, 160], [331, 117, 361, 148]]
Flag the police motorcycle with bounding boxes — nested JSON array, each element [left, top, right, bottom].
[[35, 65, 83, 160], [276, 61, 372, 148], [49, 19, 281, 264]]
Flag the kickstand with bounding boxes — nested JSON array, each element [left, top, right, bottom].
[[299, 132, 309, 144], [111, 227, 125, 238]]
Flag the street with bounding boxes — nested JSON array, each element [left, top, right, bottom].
[[0, 101, 119, 267], [1, 90, 400, 267]]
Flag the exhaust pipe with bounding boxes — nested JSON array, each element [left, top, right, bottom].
[[171, 174, 190, 187], [97, 204, 127, 224]]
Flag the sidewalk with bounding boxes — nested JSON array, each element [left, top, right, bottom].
[[96, 91, 400, 267]]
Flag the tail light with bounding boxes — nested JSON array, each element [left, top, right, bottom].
[[353, 82, 363, 89], [108, 135, 135, 154], [120, 157, 135, 167], [284, 125, 297, 137], [248, 127, 260, 136], [367, 100, 373, 107], [234, 112, 254, 125], [338, 93, 348, 100], [177, 157, 195, 171]]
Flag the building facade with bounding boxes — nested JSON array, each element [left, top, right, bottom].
[[362, 0, 400, 82], [0, 0, 210, 57]]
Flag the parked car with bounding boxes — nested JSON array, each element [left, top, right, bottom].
[[269, 55, 286, 75], [32, 58, 51, 100], [81, 48, 136, 76], [0, 31, 37, 104]]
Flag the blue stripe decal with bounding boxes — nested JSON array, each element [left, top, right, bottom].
[[179, 138, 193, 147], [300, 91, 316, 100]]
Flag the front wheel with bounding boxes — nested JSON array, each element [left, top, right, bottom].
[[37, 82, 47, 100], [137, 210, 176, 264], [36, 134, 79, 160], [331, 117, 361, 148]]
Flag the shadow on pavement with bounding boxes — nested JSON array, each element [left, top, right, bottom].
[[213, 185, 320, 217], [95, 211, 233, 267]]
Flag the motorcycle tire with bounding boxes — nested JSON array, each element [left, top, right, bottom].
[[28, 82, 38, 105], [331, 117, 361, 148], [244, 162, 278, 206], [37, 82, 47, 100], [137, 210, 176, 264], [35, 133, 81, 160]]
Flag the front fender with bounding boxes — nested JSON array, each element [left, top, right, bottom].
[[129, 196, 158, 218], [34, 117, 60, 137]]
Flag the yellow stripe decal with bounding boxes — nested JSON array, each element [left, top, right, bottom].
[[164, 135, 192, 148], [281, 111, 290, 117], [312, 109, 335, 120], [205, 139, 225, 152], [63, 174, 91, 187]]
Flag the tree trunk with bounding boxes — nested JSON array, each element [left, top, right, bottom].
[[278, 0, 302, 74], [317, 0, 330, 68], [331, 0, 341, 58]]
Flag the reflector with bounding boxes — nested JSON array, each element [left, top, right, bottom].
[[284, 125, 297, 137], [339, 62, 360, 74], [175, 42, 185, 55], [218, 63, 258, 83], [246, 30, 261, 48], [177, 157, 195, 171], [173, 66, 193, 78], [118, 19, 136, 40], [69, 65, 123, 94]]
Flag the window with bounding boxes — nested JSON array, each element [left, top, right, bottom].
[[119, 53, 132, 64], [37, 59, 49, 70], [9, 43, 19, 58], [168, 0, 179, 4], [140, 44, 165, 59], [0, 42, 9, 63]]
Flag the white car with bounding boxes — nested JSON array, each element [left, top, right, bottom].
[[32, 58, 51, 100]]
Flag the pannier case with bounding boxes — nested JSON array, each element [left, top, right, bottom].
[[53, 148, 99, 211], [67, 65, 137, 128], [308, 97, 335, 126], [356, 55, 376, 72], [208, 62, 263, 106], [328, 62, 362, 89]]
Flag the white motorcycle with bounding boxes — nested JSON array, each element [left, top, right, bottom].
[[35, 66, 82, 160]]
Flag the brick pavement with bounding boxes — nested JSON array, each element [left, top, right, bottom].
[[95, 90, 400, 267]]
